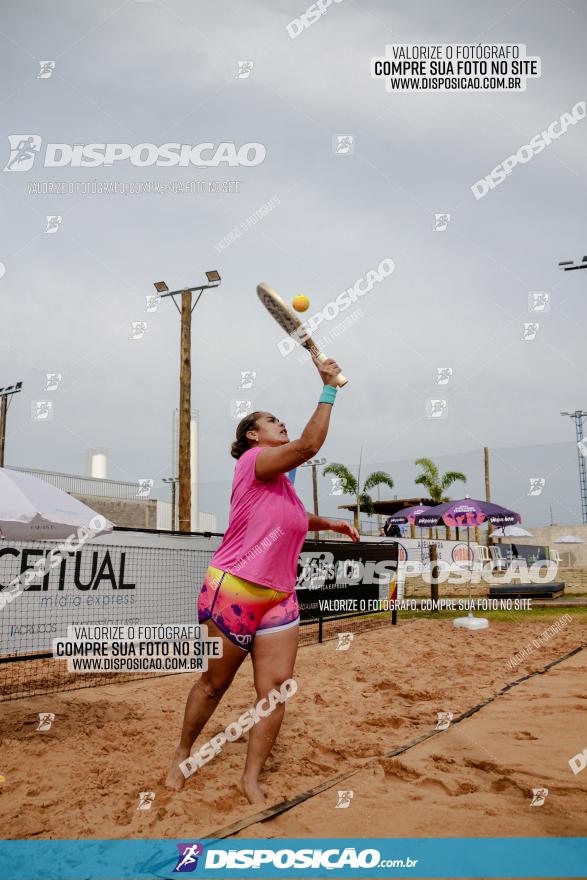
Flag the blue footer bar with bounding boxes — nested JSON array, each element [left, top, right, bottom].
[[0, 838, 585, 879]]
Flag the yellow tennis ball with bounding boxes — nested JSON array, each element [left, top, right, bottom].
[[0, 775, 5, 783], [292, 294, 310, 312]]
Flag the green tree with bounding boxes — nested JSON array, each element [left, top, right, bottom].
[[323, 460, 394, 533], [414, 458, 467, 539]]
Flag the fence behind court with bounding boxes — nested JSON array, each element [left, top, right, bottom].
[[0, 531, 398, 701]]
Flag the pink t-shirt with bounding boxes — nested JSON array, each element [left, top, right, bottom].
[[210, 446, 308, 591]]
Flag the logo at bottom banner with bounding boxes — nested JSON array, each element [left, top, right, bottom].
[[0, 837, 586, 878], [174, 843, 204, 873], [200, 847, 383, 870]]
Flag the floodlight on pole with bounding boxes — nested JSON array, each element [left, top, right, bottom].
[[558, 256, 587, 272], [154, 273, 222, 532], [561, 410, 587, 524], [0, 381, 23, 468], [162, 476, 179, 531]]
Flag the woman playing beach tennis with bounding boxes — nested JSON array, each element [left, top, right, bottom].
[[165, 353, 358, 802]]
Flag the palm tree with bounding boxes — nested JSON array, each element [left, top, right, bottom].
[[414, 458, 467, 539], [323, 454, 394, 533]]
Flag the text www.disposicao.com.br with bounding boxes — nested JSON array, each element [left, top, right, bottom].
[[70, 657, 203, 672]]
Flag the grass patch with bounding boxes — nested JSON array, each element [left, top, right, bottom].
[[398, 605, 587, 623]]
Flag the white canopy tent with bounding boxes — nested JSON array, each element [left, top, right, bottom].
[[0, 467, 113, 541]]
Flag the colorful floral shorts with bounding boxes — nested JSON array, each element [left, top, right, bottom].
[[198, 565, 299, 651]]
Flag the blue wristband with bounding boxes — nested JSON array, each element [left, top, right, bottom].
[[319, 385, 337, 405]]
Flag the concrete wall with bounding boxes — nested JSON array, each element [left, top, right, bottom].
[[73, 493, 218, 532], [72, 493, 157, 529], [156, 500, 218, 532]]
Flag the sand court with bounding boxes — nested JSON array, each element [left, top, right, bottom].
[[1, 616, 586, 844], [234, 645, 587, 841]]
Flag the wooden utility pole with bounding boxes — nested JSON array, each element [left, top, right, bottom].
[[179, 290, 192, 532], [484, 446, 492, 544], [0, 396, 7, 468], [484, 447, 491, 501], [153, 272, 221, 534]]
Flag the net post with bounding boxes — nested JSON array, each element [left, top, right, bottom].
[[430, 543, 439, 610]]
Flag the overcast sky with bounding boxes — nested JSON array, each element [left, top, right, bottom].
[[1, 0, 586, 530]]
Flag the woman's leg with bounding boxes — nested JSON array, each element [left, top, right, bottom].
[[165, 619, 247, 790], [240, 622, 299, 803]]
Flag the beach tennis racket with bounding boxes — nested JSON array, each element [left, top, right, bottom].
[[256, 282, 348, 387]]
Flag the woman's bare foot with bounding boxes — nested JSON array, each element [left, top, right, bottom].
[[238, 774, 266, 804], [165, 746, 191, 791]]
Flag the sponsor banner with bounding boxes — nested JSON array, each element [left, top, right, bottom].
[[0, 837, 585, 878], [379, 538, 549, 569], [0, 533, 221, 656], [378, 537, 479, 566], [0, 535, 397, 653], [296, 541, 398, 620]]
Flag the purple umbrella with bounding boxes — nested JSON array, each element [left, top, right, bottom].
[[413, 497, 521, 627], [384, 506, 433, 562], [385, 505, 432, 526], [413, 498, 521, 530]]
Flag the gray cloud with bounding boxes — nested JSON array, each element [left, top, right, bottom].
[[1, 0, 586, 530]]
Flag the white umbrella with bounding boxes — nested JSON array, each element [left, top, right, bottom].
[[491, 526, 533, 538], [553, 535, 584, 566], [0, 467, 113, 540]]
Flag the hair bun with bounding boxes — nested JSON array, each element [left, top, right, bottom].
[[231, 410, 262, 459]]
